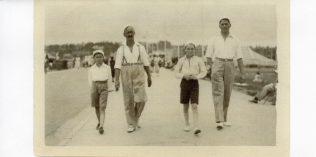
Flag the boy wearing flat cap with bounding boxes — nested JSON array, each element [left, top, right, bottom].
[[88, 50, 112, 134]]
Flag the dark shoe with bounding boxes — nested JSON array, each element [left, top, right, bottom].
[[249, 99, 258, 103], [96, 123, 100, 130], [194, 128, 201, 135], [216, 122, 224, 130], [99, 127, 104, 134]]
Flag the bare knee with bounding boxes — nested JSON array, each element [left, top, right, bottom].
[[183, 104, 189, 112], [99, 106, 106, 111], [191, 104, 198, 110]]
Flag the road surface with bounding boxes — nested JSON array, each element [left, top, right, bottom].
[[45, 68, 276, 146]]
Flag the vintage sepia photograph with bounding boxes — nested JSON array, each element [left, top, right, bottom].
[[34, 0, 289, 156]]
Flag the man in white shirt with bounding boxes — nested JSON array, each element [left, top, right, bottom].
[[114, 26, 152, 133], [175, 43, 207, 135], [88, 50, 112, 134], [206, 18, 245, 130]]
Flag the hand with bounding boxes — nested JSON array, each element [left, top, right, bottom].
[[239, 72, 246, 83], [115, 80, 120, 91], [189, 75, 198, 80], [183, 75, 191, 80], [147, 77, 152, 87]]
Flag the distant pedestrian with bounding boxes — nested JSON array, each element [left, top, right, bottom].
[[153, 54, 160, 76], [88, 50, 113, 134], [114, 26, 152, 133], [249, 83, 276, 105], [249, 70, 278, 105], [75, 56, 81, 69], [109, 57, 115, 82], [174, 43, 207, 135], [206, 18, 246, 130], [253, 71, 263, 83]]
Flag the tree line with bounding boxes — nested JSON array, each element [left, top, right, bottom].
[[45, 41, 277, 61]]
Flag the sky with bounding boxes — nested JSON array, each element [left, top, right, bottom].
[[45, 0, 277, 46]]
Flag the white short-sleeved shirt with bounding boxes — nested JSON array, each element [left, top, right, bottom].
[[205, 34, 243, 60], [88, 63, 112, 88], [114, 42, 150, 69]]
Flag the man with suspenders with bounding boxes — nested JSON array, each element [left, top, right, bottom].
[[114, 26, 152, 133]]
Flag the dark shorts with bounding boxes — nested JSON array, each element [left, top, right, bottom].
[[180, 79, 199, 104], [91, 81, 108, 109]]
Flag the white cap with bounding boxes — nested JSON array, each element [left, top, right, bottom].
[[92, 50, 104, 57]]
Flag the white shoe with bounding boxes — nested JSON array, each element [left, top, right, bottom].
[[184, 125, 190, 132], [216, 122, 224, 130], [223, 122, 232, 127], [127, 126, 136, 133]]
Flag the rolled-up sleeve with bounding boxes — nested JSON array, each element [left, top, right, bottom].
[[174, 58, 184, 79], [196, 58, 207, 79], [205, 39, 214, 58], [235, 38, 243, 59], [114, 47, 123, 69], [140, 46, 150, 66], [107, 66, 112, 88]]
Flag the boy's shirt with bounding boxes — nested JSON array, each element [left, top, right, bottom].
[[88, 63, 112, 89], [174, 56, 207, 79]]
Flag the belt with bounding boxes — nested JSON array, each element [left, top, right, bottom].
[[215, 57, 233, 62], [94, 80, 107, 83], [122, 63, 143, 66]]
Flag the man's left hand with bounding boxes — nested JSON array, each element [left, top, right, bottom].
[[240, 72, 246, 83]]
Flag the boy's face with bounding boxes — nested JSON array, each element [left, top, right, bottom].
[[94, 53, 104, 65], [185, 44, 195, 58]]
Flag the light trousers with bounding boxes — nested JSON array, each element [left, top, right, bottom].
[[211, 60, 235, 122], [121, 64, 147, 127]]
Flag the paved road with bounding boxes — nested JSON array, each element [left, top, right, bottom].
[[46, 68, 276, 146]]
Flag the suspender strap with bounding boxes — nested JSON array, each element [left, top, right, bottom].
[[179, 60, 184, 73], [122, 44, 142, 65], [122, 46, 128, 64], [137, 45, 141, 63]]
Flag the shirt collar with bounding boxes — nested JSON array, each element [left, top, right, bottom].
[[218, 33, 234, 39], [184, 55, 196, 60], [122, 41, 141, 47], [92, 63, 106, 68]]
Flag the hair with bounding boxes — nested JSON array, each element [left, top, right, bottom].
[[123, 25, 134, 35], [184, 43, 196, 50], [93, 53, 103, 58], [219, 18, 231, 24]]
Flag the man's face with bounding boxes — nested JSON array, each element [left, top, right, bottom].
[[219, 20, 231, 32], [124, 27, 135, 39], [94, 53, 104, 65], [185, 44, 195, 58]]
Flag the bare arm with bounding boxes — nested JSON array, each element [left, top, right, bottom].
[[237, 58, 245, 74], [207, 58, 213, 67], [144, 66, 152, 87]]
